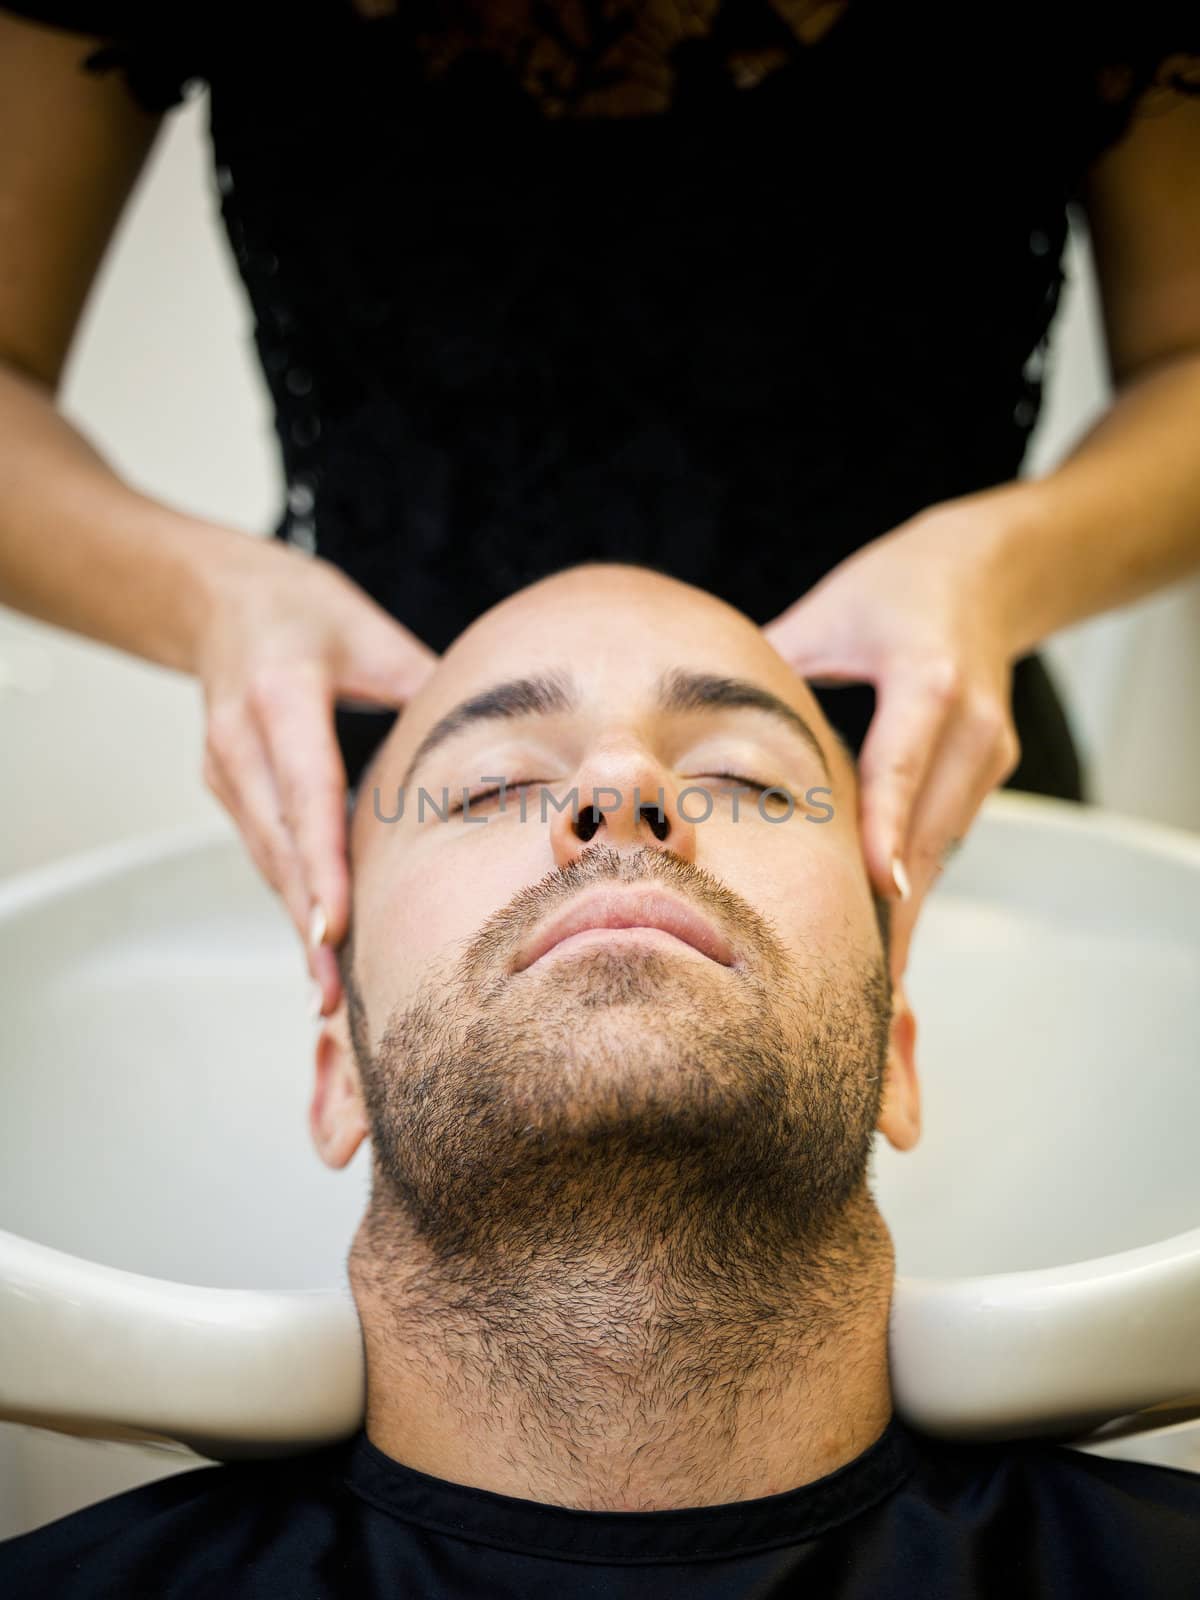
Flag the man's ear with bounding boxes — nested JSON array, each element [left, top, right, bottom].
[[876, 977, 920, 1152], [310, 1002, 371, 1169]]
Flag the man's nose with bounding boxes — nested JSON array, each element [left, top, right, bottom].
[[548, 748, 699, 870]]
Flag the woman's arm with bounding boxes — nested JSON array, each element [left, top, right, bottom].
[[981, 76, 1200, 657], [0, 13, 442, 1016], [0, 11, 244, 671]]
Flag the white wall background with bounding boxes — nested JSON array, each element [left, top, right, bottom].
[[1, 93, 1197, 882]]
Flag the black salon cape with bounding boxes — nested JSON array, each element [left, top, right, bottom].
[[2, 1415, 1199, 1597]]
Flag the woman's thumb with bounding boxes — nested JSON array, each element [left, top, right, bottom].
[[336, 620, 437, 707], [763, 592, 867, 682]]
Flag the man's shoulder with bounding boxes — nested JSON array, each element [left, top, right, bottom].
[[0, 1443, 353, 1599], [908, 1427, 1200, 1536], [916, 1424, 1200, 1506], [1037, 1435, 1200, 1511], [903, 1424, 1200, 1588]]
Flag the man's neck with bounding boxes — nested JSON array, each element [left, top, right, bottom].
[[349, 1191, 897, 1512]]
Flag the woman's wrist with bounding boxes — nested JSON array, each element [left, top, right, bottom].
[[906, 481, 1062, 662], [171, 509, 305, 679], [968, 479, 1068, 660], [973, 350, 1200, 660], [0, 361, 272, 678], [88, 491, 264, 677]]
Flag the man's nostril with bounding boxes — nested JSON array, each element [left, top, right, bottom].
[[575, 805, 602, 843], [640, 806, 669, 841]]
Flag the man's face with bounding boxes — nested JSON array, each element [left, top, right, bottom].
[[313, 564, 919, 1279]]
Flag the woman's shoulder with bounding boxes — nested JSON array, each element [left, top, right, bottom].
[[1050, 0, 1200, 166], [894, 0, 1200, 181]]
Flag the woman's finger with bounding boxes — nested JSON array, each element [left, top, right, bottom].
[[901, 689, 1019, 899], [248, 667, 350, 999], [335, 622, 439, 709], [308, 939, 342, 1019], [882, 691, 1019, 980], [855, 658, 963, 903], [203, 701, 314, 950]]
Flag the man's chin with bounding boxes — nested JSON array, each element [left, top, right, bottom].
[[489, 955, 756, 1105]]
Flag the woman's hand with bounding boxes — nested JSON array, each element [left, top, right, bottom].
[[194, 536, 438, 1017], [761, 484, 1031, 982]]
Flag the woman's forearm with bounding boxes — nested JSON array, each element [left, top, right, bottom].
[[0, 358, 257, 674], [979, 348, 1200, 658]]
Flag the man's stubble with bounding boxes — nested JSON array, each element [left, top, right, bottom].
[[343, 843, 897, 1435]]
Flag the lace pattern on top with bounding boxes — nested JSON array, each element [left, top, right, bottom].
[[353, 0, 850, 117]]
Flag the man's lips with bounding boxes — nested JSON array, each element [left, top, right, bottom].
[[512, 887, 738, 974]]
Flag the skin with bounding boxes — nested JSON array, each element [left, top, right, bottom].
[[310, 561, 920, 1512]]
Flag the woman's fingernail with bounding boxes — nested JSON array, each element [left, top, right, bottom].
[[308, 980, 324, 1020], [308, 902, 328, 948], [891, 855, 911, 902]]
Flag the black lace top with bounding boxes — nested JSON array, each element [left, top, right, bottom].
[[6, 0, 1200, 785]]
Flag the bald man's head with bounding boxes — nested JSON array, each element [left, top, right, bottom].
[[309, 558, 919, 1356]]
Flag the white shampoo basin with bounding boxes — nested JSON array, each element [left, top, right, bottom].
[[1, 791, 1198, 1531]]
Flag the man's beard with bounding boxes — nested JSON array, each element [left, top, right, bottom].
[[346, 843, 895, 1377]]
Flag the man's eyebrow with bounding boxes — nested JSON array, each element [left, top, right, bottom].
[[399, 667, 833, 790], [658, 668, 833, 780], [400, 673, 575, 790]]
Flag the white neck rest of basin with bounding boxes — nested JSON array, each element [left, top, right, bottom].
[[2, 1224, 1199, 1460]]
